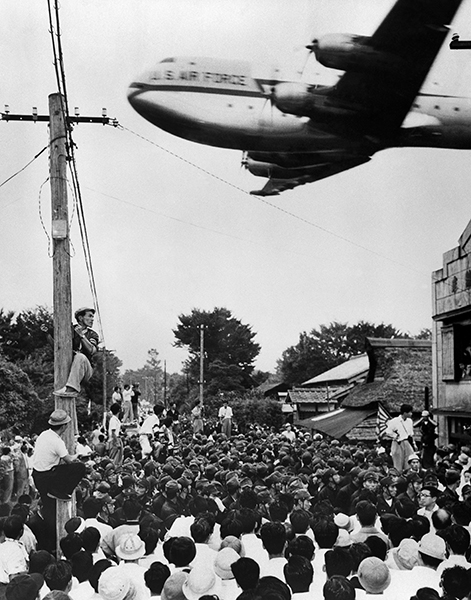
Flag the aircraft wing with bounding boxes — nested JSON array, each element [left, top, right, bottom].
[[329, 0, 463, 134], [249, 155, 371, 196]]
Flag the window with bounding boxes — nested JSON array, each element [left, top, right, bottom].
[[448, 416, 471, 442], [442, 323, 471, 381]]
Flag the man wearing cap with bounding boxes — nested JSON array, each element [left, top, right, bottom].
[[4, 573, 44, 600], [405, 453, 424, 476], [32, 410, 86, 531], [55, 306, 99, 396], [293, 489, 313, 513], [161, 480, 183, 530]]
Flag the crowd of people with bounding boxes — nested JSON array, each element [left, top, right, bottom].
[[1, 400, 471, 600]]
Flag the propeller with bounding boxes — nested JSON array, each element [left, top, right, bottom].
[[296, 38, 318, 79], [259, 66, 281, 125]]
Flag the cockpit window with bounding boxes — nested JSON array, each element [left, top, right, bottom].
[[161, 57, 175, 63]]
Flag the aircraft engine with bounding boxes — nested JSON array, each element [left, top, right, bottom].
[[312, 33, 400, 73], [272, 83, 312, 116]]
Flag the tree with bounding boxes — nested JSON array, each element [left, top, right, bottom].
[[166, 372, 190, 407], [173, 307, 261, 395], [0, 306, 123, 423], [417, 328, 432, 340], [0, 355, 42, 434], [0, 306, 54, 402], [87, 349, 123, 417], [123, 348, 163, 405], [0, 306, 53, 363], [277, 320, 408, 386]]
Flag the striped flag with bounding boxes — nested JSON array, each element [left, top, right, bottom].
[[377, 402, 391, 438]]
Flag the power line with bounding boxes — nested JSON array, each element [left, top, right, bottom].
[[83, 185, 323, 260], [46, 0, 106, 346], [113, 124, 471, 298], [0, 145, 48, 189], [116, 123, 427, 276]]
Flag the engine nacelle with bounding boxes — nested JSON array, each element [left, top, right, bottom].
[[313, 33, 401, 73], [272, 82, 312, 116], [245, 158, 276, 178]]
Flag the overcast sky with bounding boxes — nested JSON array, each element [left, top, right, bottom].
[[1, 0, 471, 376]]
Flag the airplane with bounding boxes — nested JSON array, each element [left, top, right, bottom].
[[128, 0, 465, 196]]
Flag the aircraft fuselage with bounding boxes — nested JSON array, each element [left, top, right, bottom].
[[128, 56, 471, 155]]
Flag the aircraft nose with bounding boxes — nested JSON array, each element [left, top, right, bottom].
[[127, 81, 145, 107]]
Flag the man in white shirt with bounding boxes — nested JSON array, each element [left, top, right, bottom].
[[107, 403, 123, 467], [82, 497, 113, 549], [259, 521, 287, 580], [284, 555, 313, 600], [436, 524, 471, 577], [281, 424, 296, 443], [139, 405, 161, 457], [32, 410, 86, 541], [0, 515, 29, 584], [417, 485, 439, 531], [218, 402, 233, 437], [384, 404, 416, 473]]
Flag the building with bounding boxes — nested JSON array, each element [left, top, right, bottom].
[[298, 338, 431, 440], [288, 354, 369, 421], [432, 219, 471, 445]]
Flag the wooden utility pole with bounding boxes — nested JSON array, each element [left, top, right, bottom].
[[49, 92, 75, 552], [199, 324, 204, 406], [1, 97, 117, 556]]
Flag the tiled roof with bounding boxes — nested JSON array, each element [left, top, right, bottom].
[[288, 387, 347, 404], [341, 341, 432, 413], [259, 380, 289, 396], [346, 416, 378, 441], [301, 354, 369, 386]]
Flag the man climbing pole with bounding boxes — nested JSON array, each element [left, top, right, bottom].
[[55, 306, 99, 396]]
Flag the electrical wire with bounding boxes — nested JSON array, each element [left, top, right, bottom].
[[42, 1, 469, 306], [116, 123, 427, 276], [46, 0, 106, 346], [112, 123, 471, 299], [83, 185, 322, 260], [0, 145, 48, 190], [46, 0, 64, 99]]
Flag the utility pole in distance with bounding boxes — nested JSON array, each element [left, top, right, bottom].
[[199, 324, 204, 407]]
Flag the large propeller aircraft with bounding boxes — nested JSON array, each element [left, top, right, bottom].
[[128, 0, 465, 196]]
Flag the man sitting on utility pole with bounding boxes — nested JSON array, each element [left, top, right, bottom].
[[55, 306, 99, 396]]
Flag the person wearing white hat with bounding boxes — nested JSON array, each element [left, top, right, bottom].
[[182, 565, 222, 600], [55, 306, 99, 396], [99, 565, 149, 600], [32, 410, 86, 541], [115, 533, 150, 597], [408, 533, 446, 593]]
